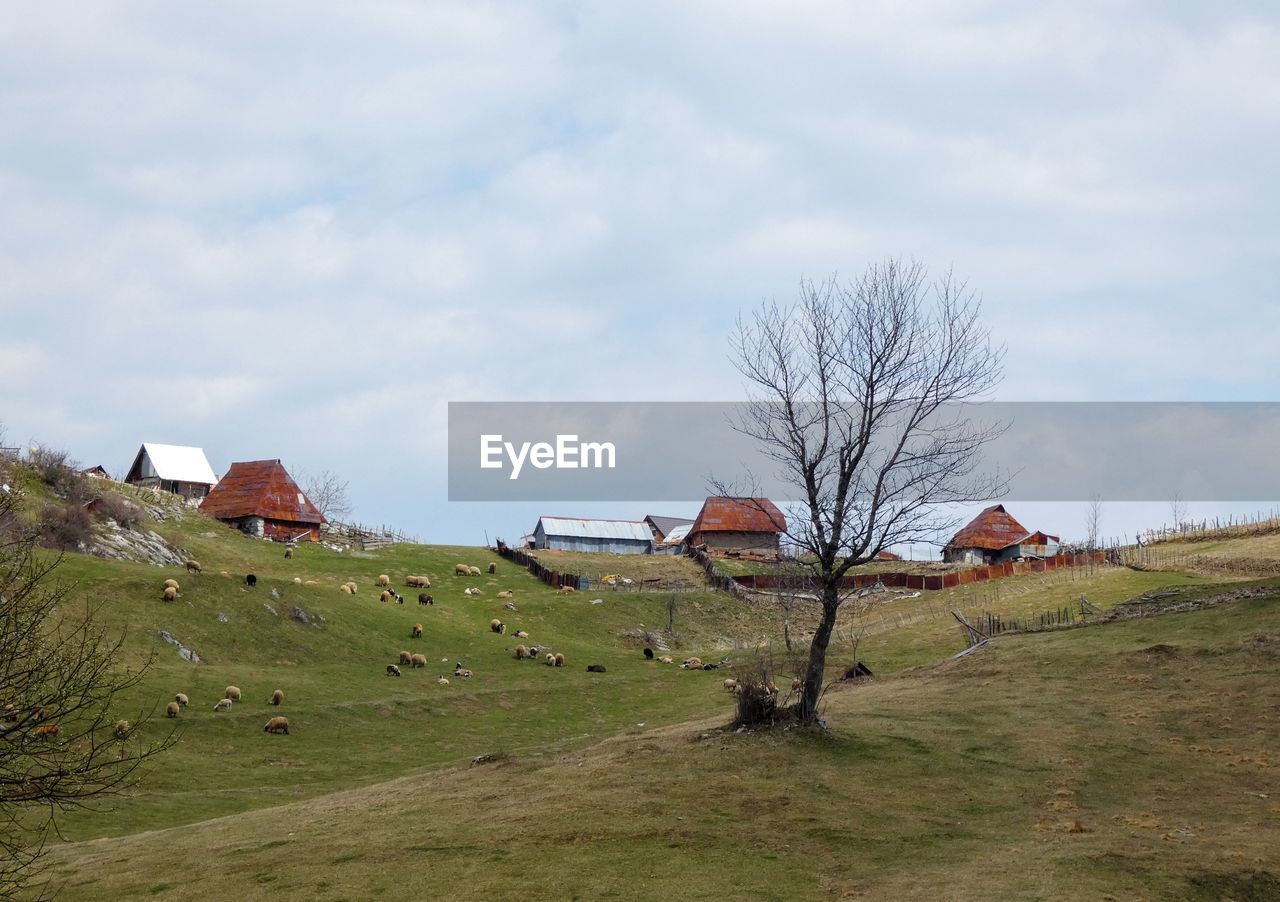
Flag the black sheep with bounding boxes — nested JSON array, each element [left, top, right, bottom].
[[245, 574, 257, 587], [418, 594, 433, 605], [643, 647, 654, 660]]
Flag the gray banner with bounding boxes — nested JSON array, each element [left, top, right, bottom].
[[447, 402, 1280, 502]]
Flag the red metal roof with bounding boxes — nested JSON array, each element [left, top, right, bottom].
[[199, 459, 325, 526], [689, 497, 787, 535], [946, 504, 1028, 551]]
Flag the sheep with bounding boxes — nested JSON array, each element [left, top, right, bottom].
[[513, 629, 529, 639], [399, 651, 413, 665], [175, 692, 189, 707], [682, 657, 703, 670], [554, 653, 565, 667], [453, 662, 472, 678], [224, 686, 242, 702], [305, 579, 318, 586], [35, 723, 59, 737], [558, 586, 576, 594], [545, 653, 556, 666], [489, 619, 505, 635], [114, 719, 130, 738], [496, 590, 513, 599], [393, 592, 404, 604], [411, 624, 423, 639], [245, 574, 257, 587], [723, 678, 739, 693], [377, 574, 390, 587], [386, 664, 402, 677], [406, 576, 431, 588], [418, 594, 433, 605], [586, 664, 606, 673], [340, 584, 353, 594], [220, 570, 230, 578], [346, 582, 358, 594], [293, 577, 303, 584], [454, 563, 470, 575], [487, 562, 497, 574], [270, 689, 284, 706], [437, 675, 450, 685], [185, 559, 202, 573], [264, 716, 289, 734], [463, 587, 482, 597], [380, 590, 392, 603], [504, 601, 517, 612], [467, 566, 481, 576], [166, 701, 180, 718], [659, 655, 673, 664], [514, 644, 527, 659], [162, 586, 177, 602], [643, 647, 654, 660], [410, 653, 426, 668], [284, 547, 294, 559], [163, 578, 180, 590], [213, 699, 233, 712]]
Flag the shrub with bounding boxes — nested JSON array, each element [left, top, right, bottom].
[[27, 447, 86, 501], [38, 502, 93, 552], [91, 494, 143, 530], [731, 656, 785, 728]]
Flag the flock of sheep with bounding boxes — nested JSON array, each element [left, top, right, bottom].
[[160, 681, 290, 734]]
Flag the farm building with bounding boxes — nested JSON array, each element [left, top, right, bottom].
[[199, 459, 326, 542], [644, 514, 693, 543], [942, 504, 1060, 565], [532, 517, 654, 554], [123, 443, 218, 500], [686, 497, 787, 554], [80, 465, 111, 479], [656, 522, 692, 554]]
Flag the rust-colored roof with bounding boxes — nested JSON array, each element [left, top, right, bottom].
[[689, 497, 787, 535], [199, 459, 325, 526], [946, 504, 1027, 551]]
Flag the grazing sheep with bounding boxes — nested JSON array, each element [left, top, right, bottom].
[[399, 651, 412, 665], [213, 699, 233, 712], [410, 653, 426, 668], [346, 582, 358, 594], [454, 563, 470, 575], [270, 689, 284, 706], [340, 584, 353, 594], [489, 619, 504, 634], [394, 593, 404, 604], [504, 602, 517, 612], [453, 662, 473, 678], [163, 578, 180, 590], [35, 723, 59, 737], [513, 630, 528, 639], [514, 644, 527, 659], [185, 559, 202, 573], [162, 586, 177, 602], [465, 587, 483, 597], [643, 647, 654, 660], [175, 692, 189, 707], [659, 655, 673, 664], [114, 719, 130, 738], [406, 575, 431, 588], [487, 562, 497, 574], [467, 566, 481, 576], [264, 716, 289, 734], [496, 590, 513, 599], [723, 679, 739, 693], [437, 675, 450, 685], [545, 653, 556, 666], [305, 579, 318, 586], [558, 586, 576, 594], [377, 574, 390, 587], [220, 571, 230, 578], [418, 594, 433, 605], [554, 653, 565, 667], [284, 547, 293, 559], [586, 664, 606, 673], [380, 590, 392, 603], [386, 664, 402, 677], [166, 701, 180, 718], [224, 686, 242, 702], [411, 624, 423, 639], [293, 577, 302, 584], [245, 574, 257, 587]]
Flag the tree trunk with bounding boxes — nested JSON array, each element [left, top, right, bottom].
[[797, 584, 840, 723]]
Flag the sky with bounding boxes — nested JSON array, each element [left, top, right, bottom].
[[2, 2, 1279, 551]]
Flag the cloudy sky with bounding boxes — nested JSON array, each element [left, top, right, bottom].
[[2, 2, 1278, 548]]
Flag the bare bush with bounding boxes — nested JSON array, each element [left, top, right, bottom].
[[38, 502, 92, 552], [731, 656, 789, 728], [27, 446, 85, 500], [91, 494, 143, 531]]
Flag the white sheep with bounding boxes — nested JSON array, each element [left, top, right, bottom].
[[213, 699, 233, 712]]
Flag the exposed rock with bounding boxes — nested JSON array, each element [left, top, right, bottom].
[[263, 603, 278, 616], [270, 587, 281, 599], [156, 630, 200, 664], [89, 522, 186, 567]]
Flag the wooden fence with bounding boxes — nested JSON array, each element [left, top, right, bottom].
[[495, 543, 587, 591]]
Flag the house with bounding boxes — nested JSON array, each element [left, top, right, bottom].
[[81, 465, 112, 479], [199, 459, 325, 541], [123, 443, 218, 500], [942, 504, 1060, 565], [644, 515, 694, 543], [656, 522, 692, 554], [686, 497, 787, 554], [876, 550, 902, 561], [532, 517, 654, 554]]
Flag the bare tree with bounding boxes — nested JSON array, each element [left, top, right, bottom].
[[1169, 492, 1188, 535], [300, 469, 353, 521], [0, 487, 173, 896], [1086, 494, 1104, 550], [718, 259, 1004, 725]]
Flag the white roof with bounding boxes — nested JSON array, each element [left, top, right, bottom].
[[140, 443, 218, 485], [661, 523, 692, 545], [536, 517, 653, 542]]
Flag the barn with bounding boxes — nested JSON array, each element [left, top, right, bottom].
[[686, 497, 787, 554], [123, 443, 218, 500], [532, 517, 654, 554], [644, 515, 694, 543], [199, 459, 326, 542], [942, 504, 1060, 565]]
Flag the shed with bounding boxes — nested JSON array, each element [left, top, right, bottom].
[[124, 443, 218, 500], [686, 497, 787, 554], [532, 517, 654, 554], [943, 505, 1060, 564], [199, 459, 325, 541], [644, 514, 694, 543], [656, 522, 692, 554], [81, 465, 112, 479]]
